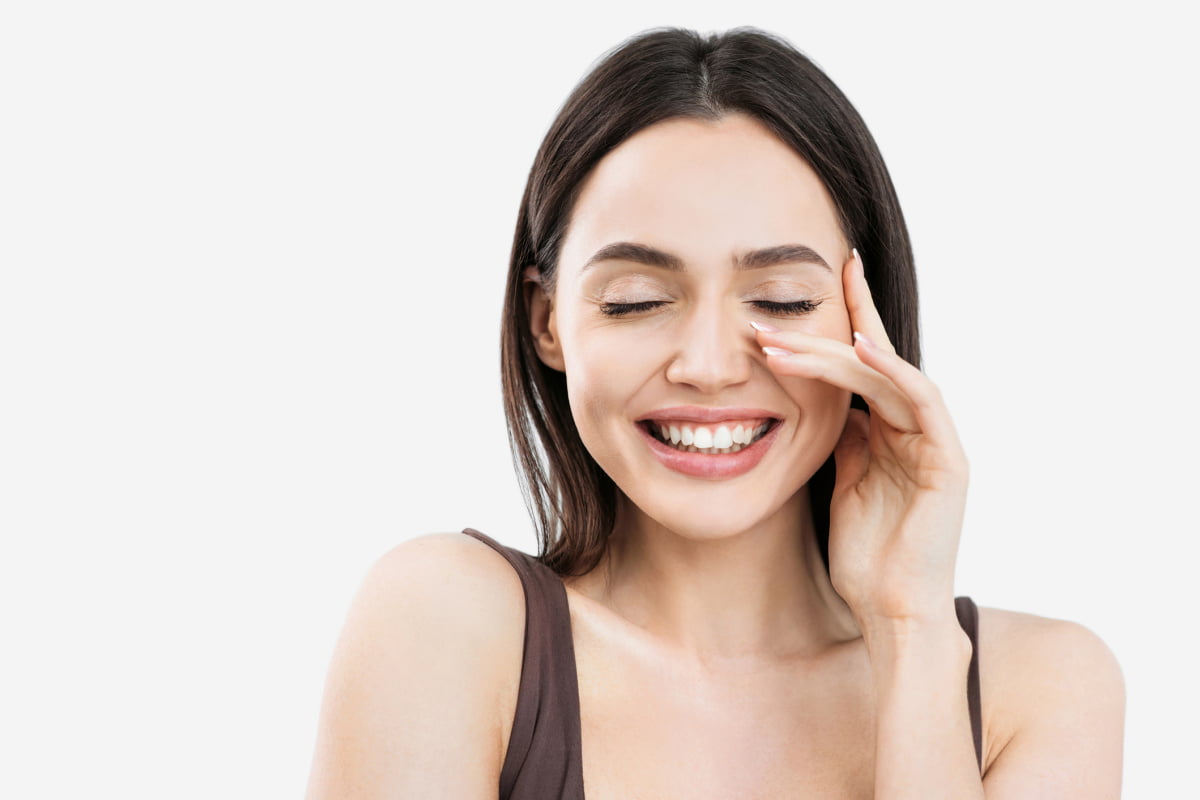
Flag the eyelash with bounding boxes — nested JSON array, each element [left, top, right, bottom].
[[598, 299, 822, 317]]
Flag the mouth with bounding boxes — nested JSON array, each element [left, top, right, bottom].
[[633, 417, 784, 480]]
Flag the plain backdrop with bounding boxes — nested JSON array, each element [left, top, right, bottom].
[[2, 1, 1196, 796]]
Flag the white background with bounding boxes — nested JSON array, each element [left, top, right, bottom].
[[2, 1, 1195, 796]]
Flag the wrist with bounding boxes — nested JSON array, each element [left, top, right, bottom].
[[860, 614, 973, 667]]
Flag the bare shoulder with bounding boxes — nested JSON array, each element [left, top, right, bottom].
[[974, 605, 1125, 797], [305, 532, 526, 799], [363, 532, 528, 630]]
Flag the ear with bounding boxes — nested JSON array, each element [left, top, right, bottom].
[[523, 266, 565, 372]]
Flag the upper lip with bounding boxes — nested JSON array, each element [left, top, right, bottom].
[[636, 406, 782, 424]]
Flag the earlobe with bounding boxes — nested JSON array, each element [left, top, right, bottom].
[[523, 266, 566, 373]]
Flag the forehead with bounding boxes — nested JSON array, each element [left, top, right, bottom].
[[561, 113, 846, 272]]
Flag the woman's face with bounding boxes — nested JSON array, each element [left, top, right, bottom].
[[527, 113, 853, 540]]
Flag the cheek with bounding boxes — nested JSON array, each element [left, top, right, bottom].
[[562, 331, 643, 428], [563, 372, 633, 474], [780, 372, 851, 414], [560, 326, 665, 468], [778, 374, 852, 466]]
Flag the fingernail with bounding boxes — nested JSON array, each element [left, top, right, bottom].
[[749, 321, 779, 333], [762, 346, 792, 356], [853, 330, 874, 349], [852, 247, 865, 278]]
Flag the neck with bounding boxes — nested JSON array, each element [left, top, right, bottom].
[[570, 486, 861, 668]]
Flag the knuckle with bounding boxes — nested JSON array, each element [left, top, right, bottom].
[[916, 379, 944, 410]]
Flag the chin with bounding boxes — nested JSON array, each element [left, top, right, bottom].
[[623, 493, 797, 542]]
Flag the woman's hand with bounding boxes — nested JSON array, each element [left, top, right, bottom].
[[752, 249, 969, 637]]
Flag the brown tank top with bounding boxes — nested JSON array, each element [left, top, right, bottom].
[[462, 527, 984, 798]]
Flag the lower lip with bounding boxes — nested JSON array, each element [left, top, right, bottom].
[[635, 421, 782, 480]]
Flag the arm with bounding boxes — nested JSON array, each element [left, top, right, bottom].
[[304, 534, 525, 799], [865, 615, 983, 799]]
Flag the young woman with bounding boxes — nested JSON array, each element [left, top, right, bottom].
[[305, 27, 1125, 799]]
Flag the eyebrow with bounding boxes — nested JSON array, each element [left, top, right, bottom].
[[580, 241, 832, 273]]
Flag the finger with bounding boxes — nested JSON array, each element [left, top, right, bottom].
[[754, 326, 926, 435], [844, 248, 896, 355], [762, 342, 920, 434], [852, 331, 963, 452]]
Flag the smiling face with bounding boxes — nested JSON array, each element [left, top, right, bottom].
[[525, 113, 854, 540]]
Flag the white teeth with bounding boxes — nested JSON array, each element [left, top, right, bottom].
[[649, 420, 774, 454], [712, 426, 732, 449]]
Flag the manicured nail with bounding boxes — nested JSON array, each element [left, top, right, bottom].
[[762, 346, 792, 356], [852, 247, 865, 278], [749, 321, 780, 333], [853, 331, 874, 349]]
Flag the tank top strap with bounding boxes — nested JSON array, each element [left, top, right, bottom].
[[461, 528, 584, 800], [954, 595, 984, 773]]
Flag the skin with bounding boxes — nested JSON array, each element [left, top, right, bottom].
[[304, 112, 1125, 799]]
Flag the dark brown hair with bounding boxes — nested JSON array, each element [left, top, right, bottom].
[[500, 26, 921, 577]]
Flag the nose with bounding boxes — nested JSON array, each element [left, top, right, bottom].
[[663, 299, 756, 393]]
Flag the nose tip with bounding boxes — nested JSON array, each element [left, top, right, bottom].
[[663, 310, 757, 392]]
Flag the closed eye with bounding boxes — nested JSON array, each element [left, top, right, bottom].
[[598, 299, 822, 317], [754, 299, 821, 316], [597, 301, 667, 317]]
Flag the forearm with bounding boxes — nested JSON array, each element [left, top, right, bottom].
[[863, 617, 984, 799]]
